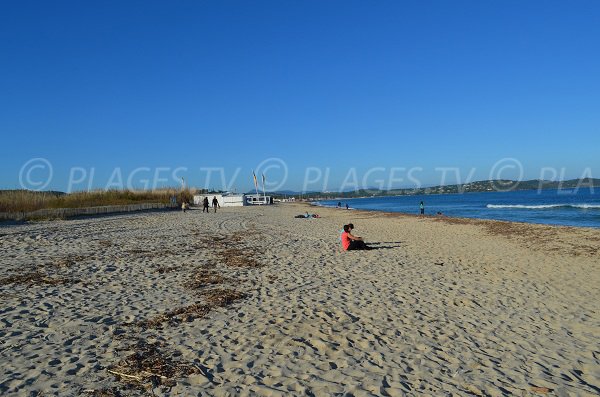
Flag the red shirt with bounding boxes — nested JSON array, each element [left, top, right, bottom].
[[341, 231, 351, 250]]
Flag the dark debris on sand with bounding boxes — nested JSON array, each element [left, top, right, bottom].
[[134, 288, 245, 329], [217, 248, 262, 268], [93, 231, 259, 393], [0, 271, 71, 287], [106, 340, 198, 393], [185, 270, 228, 289]]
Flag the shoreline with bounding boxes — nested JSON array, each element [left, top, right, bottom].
[[293, 184, 600, 200], [308, 197, 600, 230], [306, 200, 600, 231]]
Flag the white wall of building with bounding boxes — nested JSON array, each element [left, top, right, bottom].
[[222, 195, 245, 207], [193, 194, 246, 207]]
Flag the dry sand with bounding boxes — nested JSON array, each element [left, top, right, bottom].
[[0, 203, 599, 396]]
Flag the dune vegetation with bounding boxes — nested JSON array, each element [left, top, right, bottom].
[[0, 189, 195, 213]]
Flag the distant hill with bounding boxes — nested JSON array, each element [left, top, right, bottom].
[[4, 178, 598, 201], [0, 189, 66, 196], [267, 178, 600, 199]]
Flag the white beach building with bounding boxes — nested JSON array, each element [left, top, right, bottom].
[[245, 194, 272, 205], [193, 193, 247, 207]]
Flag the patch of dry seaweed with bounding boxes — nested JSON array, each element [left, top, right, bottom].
[[83, 387, 129, 397], [197, 232, 244, 249], [48, 254, 91, 269], [194, 232, 262, 268], [185, 271, 227, 289], [135, 303, 211, 329], [155, 265, 179, 274], [202, 288, 246, 306], [107, 340, 198, 391], [433, 216, 477, 226], [126, 247, 181, 259], [483, 221, 600, 257], [0, 271, 71, 286], [434, 215, 600, 257], [126, 248, 148, 255], [217, 248, 261, 268], [134, 288, 245, 329]]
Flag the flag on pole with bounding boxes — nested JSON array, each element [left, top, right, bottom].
[[252, 170, 259, 195], [262, 173, 267, 203]]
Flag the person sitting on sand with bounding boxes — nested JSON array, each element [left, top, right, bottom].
[[338, 222, 354, 242], [341, 224, 371, 250], [295, 212, 320, 219]]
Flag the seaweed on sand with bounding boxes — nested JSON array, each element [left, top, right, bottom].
[[0, 271, 71, 286], [107, 340, 198, 391], [135, 288, 245, 329]]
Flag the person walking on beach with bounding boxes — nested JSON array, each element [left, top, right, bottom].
[[212, 196, 220, 213], [419, 201, 425, 215], [203, 197, 210, 213], [341, 224, 371, 250]]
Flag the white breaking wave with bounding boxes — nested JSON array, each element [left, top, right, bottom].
[[486, 204, 600, 209]]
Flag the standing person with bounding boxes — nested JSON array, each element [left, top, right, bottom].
[[337, 201, 341, 208], [203, 197, 210, 213], [181, 201, 187, 213], [212, 196, 220, 213], [419, 201, 425, 215], [345, 203, 349, 210]]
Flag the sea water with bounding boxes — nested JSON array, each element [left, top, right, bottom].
[[316, 188, 600, 228]]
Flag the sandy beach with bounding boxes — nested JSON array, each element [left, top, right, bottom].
[[1, 203, 599, 396]]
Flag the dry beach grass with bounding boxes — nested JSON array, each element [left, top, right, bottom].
[[0, 189, 194, 214]]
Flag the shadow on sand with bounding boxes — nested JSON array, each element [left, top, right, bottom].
[[367, 242, 402, 250]]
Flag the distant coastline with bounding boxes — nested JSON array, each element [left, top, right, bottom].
[[272, 178, 600, 200]]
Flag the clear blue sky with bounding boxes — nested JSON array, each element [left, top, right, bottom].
[[1, 1, 599, 192]]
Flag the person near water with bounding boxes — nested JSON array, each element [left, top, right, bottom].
[[203, 197, 210, 213], [345, 203, 349, 210], [212, 196, 220, 213], [341, 224, 371, 250], [420, 201, 425, 215], [337, 202, 342, 208]]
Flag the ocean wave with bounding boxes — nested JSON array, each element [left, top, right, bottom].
[[486, 204, 600, 209]]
